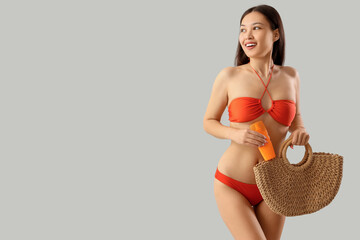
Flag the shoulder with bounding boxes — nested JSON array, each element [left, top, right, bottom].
[[213, 66, 235, 87], [216, 66, 236, 79], [218, 65, 249, 82], [279, 65, 299, 77], [219, 65, 250, 76], [280, 65, 300, 86]]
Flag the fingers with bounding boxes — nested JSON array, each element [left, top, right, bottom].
[[244, 138, 267, 147], [248, 129, 267, 141], [246, 129, 267, 147], [291, 130, 310, 146], [303, 134, 310, 145], [233, 128, 269, 147]]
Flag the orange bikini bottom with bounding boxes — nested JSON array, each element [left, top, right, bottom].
[[215, 167, 263, 206]]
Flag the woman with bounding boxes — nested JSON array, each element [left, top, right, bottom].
[[203, 4, 310, 240]]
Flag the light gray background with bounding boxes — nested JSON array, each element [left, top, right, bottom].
[[1, 0, 359, 239]]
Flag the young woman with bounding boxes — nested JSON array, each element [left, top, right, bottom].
[[203, 4, 310, 240]]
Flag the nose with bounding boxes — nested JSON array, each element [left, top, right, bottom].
[[245, 30, 254, 39]]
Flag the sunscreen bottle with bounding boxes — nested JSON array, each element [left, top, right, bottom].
[[250, 120, 276, 161]]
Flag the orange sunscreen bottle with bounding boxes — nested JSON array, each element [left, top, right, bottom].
[[250, 120, 276, 161]]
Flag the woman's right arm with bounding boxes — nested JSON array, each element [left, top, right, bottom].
[[203, 67, 236, 140], [203, 67, 267, 147]]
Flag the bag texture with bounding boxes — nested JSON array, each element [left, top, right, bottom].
[[253, 137, 343, 216]]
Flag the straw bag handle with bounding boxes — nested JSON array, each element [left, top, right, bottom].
[[280, 137, 313, 171]]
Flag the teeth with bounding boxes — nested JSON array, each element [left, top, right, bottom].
[[246, 43, 256, 47]]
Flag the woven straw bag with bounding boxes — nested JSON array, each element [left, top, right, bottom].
[[253, 137, 343, 216]]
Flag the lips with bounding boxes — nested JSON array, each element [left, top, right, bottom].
[[245, 42, 257, 50], [245, 42, 257, 46]]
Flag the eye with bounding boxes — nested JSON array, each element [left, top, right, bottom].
[[240, 26, 260, 32]]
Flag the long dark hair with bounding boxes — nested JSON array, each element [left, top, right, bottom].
[[234, 4, 285, 66]]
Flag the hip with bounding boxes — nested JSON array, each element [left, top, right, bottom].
[[216, 143, 263, 184]]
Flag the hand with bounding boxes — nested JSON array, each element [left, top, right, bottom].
[[230, 128, 267, 147], [289, 128, 310, 148]]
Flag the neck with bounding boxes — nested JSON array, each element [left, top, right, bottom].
[[249, 55, 275, 78]]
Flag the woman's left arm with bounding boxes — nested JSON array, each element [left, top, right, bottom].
[[288, 69, 310, 146]]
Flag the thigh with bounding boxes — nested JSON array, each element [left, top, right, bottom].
[[253, 200, 286, 240], [214, 178, 266, 240]]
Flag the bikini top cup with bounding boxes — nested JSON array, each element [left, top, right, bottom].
[[228, 64, 296, 127]]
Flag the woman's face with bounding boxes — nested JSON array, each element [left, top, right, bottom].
[[239, 11, 279, 59]]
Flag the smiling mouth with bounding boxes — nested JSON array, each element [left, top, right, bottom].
[[245, 44, 256, 49]]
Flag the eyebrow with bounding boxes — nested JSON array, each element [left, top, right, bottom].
[[240, 22, 264, 27]]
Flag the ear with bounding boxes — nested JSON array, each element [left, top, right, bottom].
[[273, 28, 280, 42]]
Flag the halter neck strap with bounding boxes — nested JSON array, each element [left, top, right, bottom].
[[250, 64, 275, 100]]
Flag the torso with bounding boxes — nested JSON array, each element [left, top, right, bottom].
[[217, 64, 297, 184]]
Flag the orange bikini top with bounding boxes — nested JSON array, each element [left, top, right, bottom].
[[228, 64, 296, 126]]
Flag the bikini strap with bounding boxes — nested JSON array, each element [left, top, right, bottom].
[[250, 64, 274, 101]]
